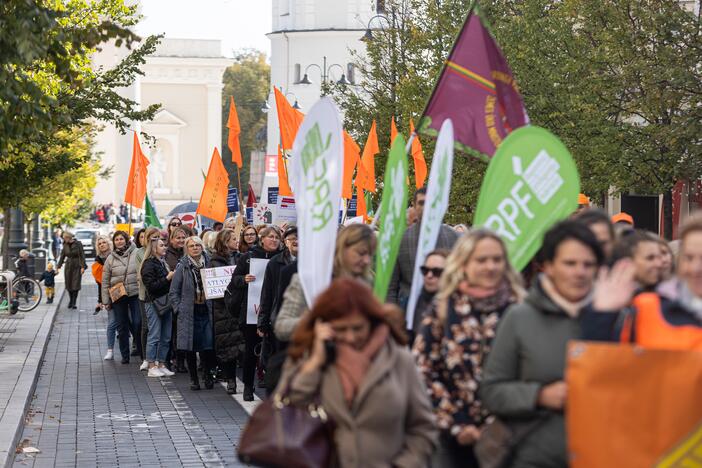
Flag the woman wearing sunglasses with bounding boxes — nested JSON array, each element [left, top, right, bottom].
[[166, 216, 183, 238], [407, 249, 449, 343], [413, 229, 525, 468]]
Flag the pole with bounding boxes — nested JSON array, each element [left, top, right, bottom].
[[235, 164, 244, 214], [128, 203, 132, 236]]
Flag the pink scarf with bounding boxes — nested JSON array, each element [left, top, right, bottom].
[[334, 323, 389, 405]]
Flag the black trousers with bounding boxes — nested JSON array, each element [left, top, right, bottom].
[[68, 290, 79, 307], [186, 350, 215, 383], [242, 324, 261, 389]]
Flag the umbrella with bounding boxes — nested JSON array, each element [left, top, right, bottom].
[[167, 201, 198, 216]]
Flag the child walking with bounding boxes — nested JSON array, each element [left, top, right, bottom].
[[40, 262, 58, 304]]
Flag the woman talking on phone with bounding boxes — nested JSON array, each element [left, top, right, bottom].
[[276, 278, 437, 467]]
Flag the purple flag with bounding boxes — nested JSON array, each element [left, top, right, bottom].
[[418, 3, 529, 160]]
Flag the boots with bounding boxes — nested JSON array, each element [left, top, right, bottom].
[[203, 351, 215, 390], [46, 296, 53, 304], [186, 352, 200, 390], [226, 379, 237, 394], [176, 351, 188, 373], [68, 291, 78, 309]]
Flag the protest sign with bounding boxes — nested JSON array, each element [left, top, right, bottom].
[[373, 135, 408, 301], [245, 207, 253, 225], [252, 203, 275, 225], [473, 126, 579, 271], [200, 265, 236, 300], [246, 258, 269, 325], [347, 194, 358, 218], [227, 187, 239, 213], [275, 196, 297, 225], [406, 120, 454, 327], [288, 97, 344, 306], [267, 187, 279, 205]]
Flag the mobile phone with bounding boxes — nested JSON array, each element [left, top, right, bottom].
[[323, 340, 337, 368]]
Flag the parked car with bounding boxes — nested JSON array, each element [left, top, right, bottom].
[[74, 229, 99, 257]]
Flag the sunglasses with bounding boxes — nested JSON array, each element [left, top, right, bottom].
[[170, 222, 182, 227], [420, 266, 444, 277]]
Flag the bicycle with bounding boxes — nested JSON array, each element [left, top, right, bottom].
[[0, 271, 42, 313]]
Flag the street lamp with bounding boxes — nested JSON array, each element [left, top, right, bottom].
[[261, 91, 301, 112], [297, 56, 352, 87], [360, 14, 392, 43]]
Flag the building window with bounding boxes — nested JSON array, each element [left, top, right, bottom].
[[377, 0, 386, 14], [294, 63, 301, 83], [347, 63, 356, 84]]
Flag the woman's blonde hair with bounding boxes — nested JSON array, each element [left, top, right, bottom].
[[202, 230, 218, 251], [95, 235, 112, 255], [142, 237, 166, 266], [437, 228, 524, 303], [333, 224, 377, 281], [185, 235, 205, 250]]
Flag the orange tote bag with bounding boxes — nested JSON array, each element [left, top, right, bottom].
[[566, 341, 702, 468]]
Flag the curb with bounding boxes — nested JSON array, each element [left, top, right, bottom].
[[0, 287, 65, 468]]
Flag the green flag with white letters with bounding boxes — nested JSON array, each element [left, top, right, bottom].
[[144, 194, 162, 228], [373, 135, 409, 301], [473, 126, 580, 271]]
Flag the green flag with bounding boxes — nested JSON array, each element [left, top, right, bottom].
[[373, 136, 409, 301], [473, 126, 580, 271], [144, 194, 162, 228]]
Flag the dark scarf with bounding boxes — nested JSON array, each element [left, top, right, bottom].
[[187, 255, 206, 303]]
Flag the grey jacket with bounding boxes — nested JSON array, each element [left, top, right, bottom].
[[386, 223, 459, 306], [480, 278, 583, 468], [169, 254, 212, 352], [135, 246, 147, 301], [101, 244, 138, 304], [278, 339, 437, 468], [274, 273, 307, 342]]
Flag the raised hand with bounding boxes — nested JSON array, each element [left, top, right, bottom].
[[592, 259, 637, 311]]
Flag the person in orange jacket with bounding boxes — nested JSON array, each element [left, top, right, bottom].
[[582, 215, 702, 350]]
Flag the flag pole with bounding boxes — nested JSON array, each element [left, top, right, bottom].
[[235, 164, 244, 214]]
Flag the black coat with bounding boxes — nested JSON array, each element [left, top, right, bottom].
[[226, 246, 280, 327], [208, 252, 244, 363], [258, 250, 295, 332], [140, 257, 171, 300]]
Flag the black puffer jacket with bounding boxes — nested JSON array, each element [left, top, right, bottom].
[[208, 252, 244, 363], [226, 245, 280, 327], [140, 257, 171, 301], [258, 249, 295, 333]]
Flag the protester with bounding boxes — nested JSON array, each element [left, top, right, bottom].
[[576, 193, 590, 214], [93, 235, 118, 360], [257, 226, 298, 395], [406, 249, 449, 340], [414, 231, 525, 467], [583, 215, 702, 349], [39, 262, 57, 304], [140, 237, 175, 378], [453, 224, 469, 234], [202, 230, 217, 257], [387, 187, 460, 306], [165, 226, 188, 373], [238, 225, 258, 254], [576, 208, 615, 261], [481, 220, 604, 467], [57, 231, 87, 309], [169, 236, 216, 390], [276, 278, 437, 467], [136, 227, 161, 371], [655, 237, 675, 281], [275, 224, 377, 344], [227, 226, 281, 401], [212, 222, 224, 232], [209, 228, 243, 394], [223, 216, 238, 231], [166, 216, 183, 238], [611, 230, 663, 291], [102, 230, 141, 364], [612, 212, 635, 238]]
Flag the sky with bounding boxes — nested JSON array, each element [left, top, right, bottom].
[[135, 0, 272, 58]]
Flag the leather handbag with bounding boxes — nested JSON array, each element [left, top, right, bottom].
[[108, 254, 130, 303], [475, 416, 546, 468], [152, 294, 172, 317], [237, 381, 335, 467]]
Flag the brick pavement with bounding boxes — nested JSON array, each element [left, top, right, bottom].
[[12, 280, 252, 467]]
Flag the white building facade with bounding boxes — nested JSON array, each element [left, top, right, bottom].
[[92, 38, 231, 216], [258, 0, 379, 192]]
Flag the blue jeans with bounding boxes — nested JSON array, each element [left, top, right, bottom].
[[145, 302, 172, 362], [112, 295, 139, 360], [128, 298, 143, 359], [106, 309, 119, 349]]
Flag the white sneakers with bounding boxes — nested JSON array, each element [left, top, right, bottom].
[[103, 349, 114, 360], [146, 363, 175, 378], [140, 360, 149, 371]]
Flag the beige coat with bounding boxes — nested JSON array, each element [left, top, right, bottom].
[[277, 338, 437, 468], [101, 244, 139, 304]]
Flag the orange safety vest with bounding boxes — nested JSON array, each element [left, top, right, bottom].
[[620, 292, 702, 351]]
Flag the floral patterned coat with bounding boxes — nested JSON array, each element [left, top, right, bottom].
[[412, 290, 516, 437]]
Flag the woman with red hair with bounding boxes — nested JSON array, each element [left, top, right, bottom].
[[277, 278, 437, 467]]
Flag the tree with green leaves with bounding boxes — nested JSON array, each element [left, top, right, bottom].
[[333, 0, 701, 235], [220, 49, 271, 196]]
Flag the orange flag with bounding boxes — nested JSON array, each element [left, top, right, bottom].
[[277, 145, 293, 197], [196, 148, 230, 222], [274, 87, 305, 151], [124, 131, 150, 209], [391, 117, 399, 146], [356, 186, 368, 221], [357, 120, 379, 193], [410, 119, 428, 189], [342, 132, 361, 200], [227, 96, 243, 168]]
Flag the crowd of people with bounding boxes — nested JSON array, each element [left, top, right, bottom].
[[48, 188, 701, 467]]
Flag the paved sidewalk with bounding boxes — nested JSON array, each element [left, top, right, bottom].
[[0, 275, 64, 468], [11, 279, 253, 467]]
